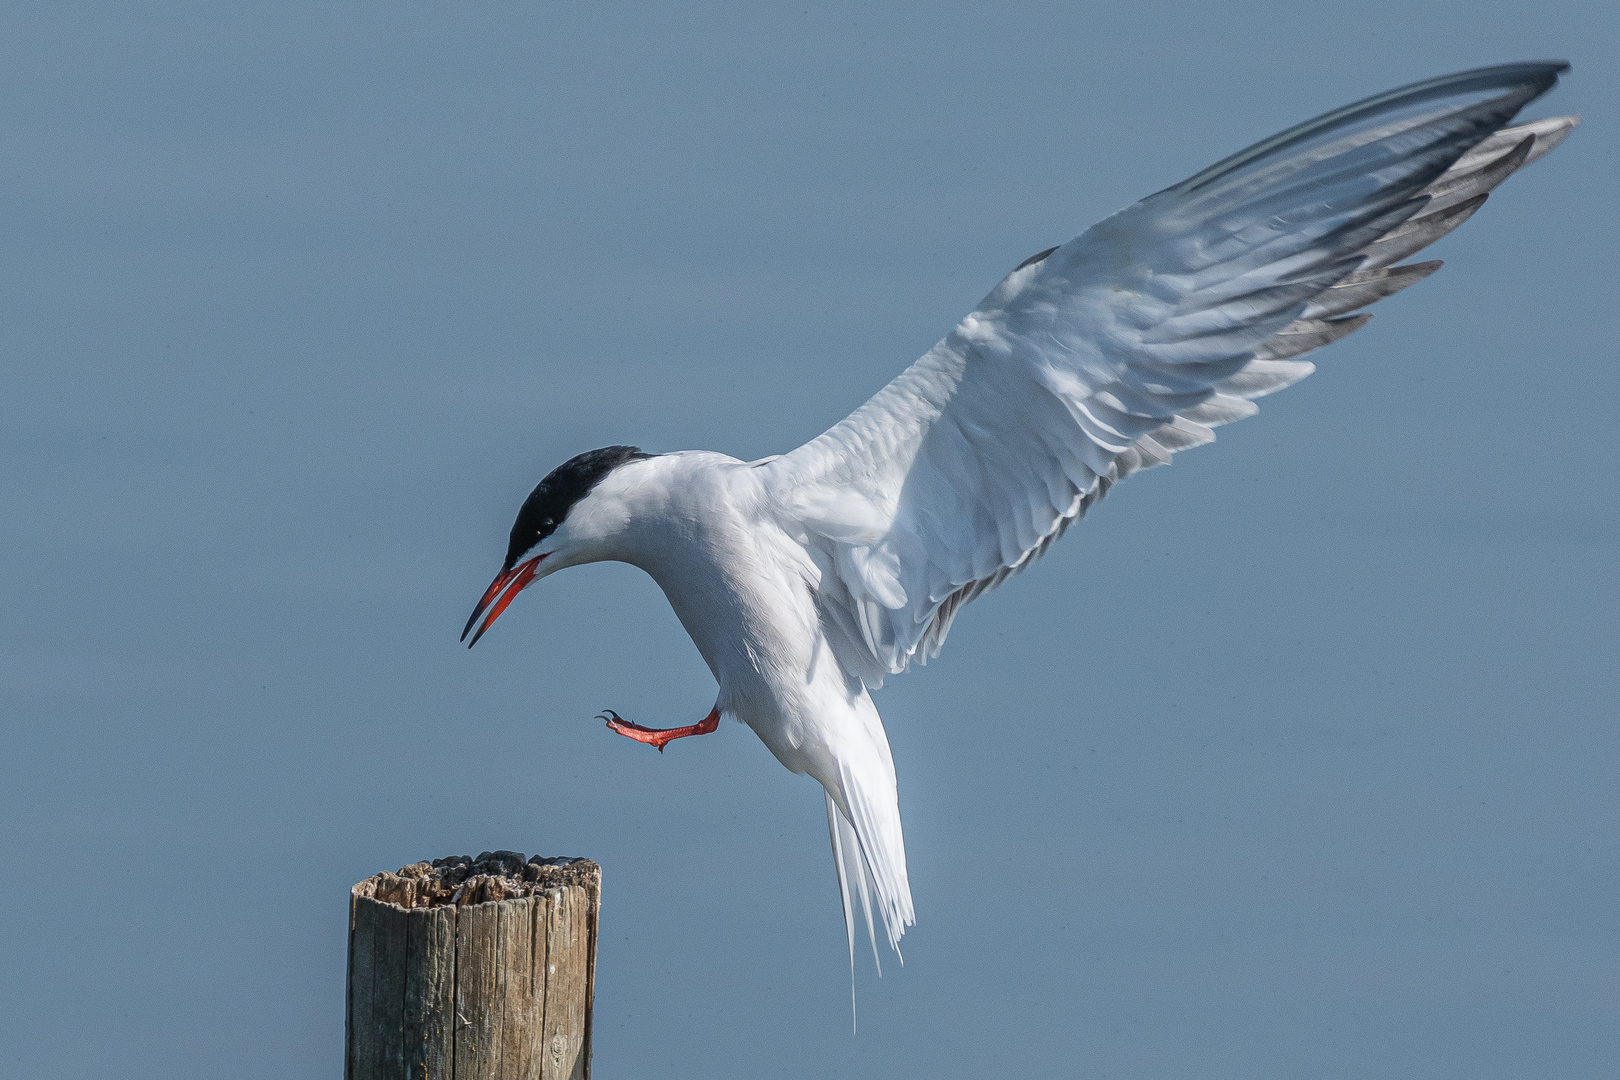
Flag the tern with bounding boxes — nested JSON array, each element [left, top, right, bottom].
[[463, 63, 1575, 977]]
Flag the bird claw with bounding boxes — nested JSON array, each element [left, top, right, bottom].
[[600, 709, 659, 751]]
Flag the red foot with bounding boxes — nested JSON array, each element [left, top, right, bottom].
[[598, 707, 720, 752]]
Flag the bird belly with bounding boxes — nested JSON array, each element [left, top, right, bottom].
[[643, 543, 848, 785]]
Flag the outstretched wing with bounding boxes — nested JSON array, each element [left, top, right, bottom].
[[760, 63, 1575, 686]]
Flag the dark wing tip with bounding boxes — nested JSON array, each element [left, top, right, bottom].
[[1173, 62, 1571, 198], [1013, 246, 1061, 273]]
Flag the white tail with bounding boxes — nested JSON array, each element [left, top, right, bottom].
[[822, 743, 915, 1025]]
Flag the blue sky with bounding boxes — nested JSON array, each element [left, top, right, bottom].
[[1, 3, 1615, 1077]]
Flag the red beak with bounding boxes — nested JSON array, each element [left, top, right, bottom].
[[461, 555, 544, 647]]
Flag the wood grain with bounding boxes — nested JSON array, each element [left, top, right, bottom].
[[497, 897, 541, 1079], [540, 886, 590, 1080], [403, 906, 454, 1079], [346, 854, 599, 1080]]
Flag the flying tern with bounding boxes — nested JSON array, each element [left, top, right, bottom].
[[463, 62, 1575, 978]]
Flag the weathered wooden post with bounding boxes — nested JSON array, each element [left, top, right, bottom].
[[346, 851, 601, 1080]]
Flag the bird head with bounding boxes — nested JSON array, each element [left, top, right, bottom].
[[461, 444, 653, 647]]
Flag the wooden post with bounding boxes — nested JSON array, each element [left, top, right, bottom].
[[346, 851, 601, 1080]]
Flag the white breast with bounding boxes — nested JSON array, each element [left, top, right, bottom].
[[606, 454, 835, 755]]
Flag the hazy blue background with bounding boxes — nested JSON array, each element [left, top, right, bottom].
[[1, 3, 1614, 1077]]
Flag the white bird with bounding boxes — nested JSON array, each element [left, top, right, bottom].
[[463, 63, 1576, 981]]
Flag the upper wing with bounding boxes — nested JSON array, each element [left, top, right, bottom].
[[759, 63, 1575, 686]]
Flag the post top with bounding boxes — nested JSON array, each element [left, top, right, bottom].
[[352, 850, 601, 911]]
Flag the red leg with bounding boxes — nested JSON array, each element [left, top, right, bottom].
[[598, 707, 720, 753]]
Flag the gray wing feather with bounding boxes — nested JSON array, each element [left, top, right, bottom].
[[1241, 115, 1573, 360], [766, 65, 1577, 680], [1304, 260, 1442, 319]]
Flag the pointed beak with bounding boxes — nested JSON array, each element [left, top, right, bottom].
[[461, 555, 545, 647]]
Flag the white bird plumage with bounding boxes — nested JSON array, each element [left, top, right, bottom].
[[464, 63, 1575, 994]]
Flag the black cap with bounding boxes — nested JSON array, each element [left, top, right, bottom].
[[503, 445, 652, 569]]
